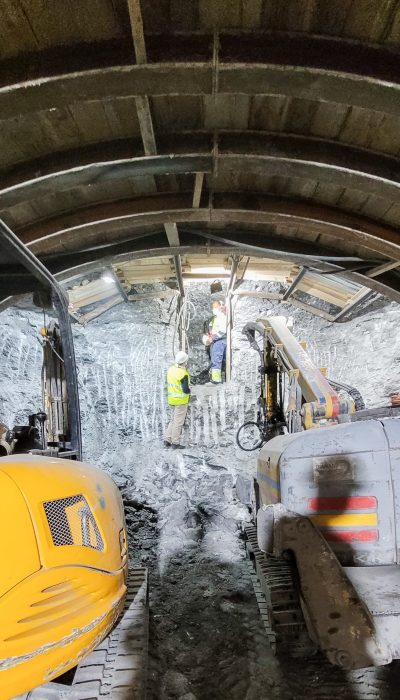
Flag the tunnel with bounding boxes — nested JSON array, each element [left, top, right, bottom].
[[1, 2, 400, 699]]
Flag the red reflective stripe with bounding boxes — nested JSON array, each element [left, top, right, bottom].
[[324, 530, 378, 543], [331, 394, 339, 418], [308, 497, 377, 511]]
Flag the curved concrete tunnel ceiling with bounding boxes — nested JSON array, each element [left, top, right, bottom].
[[1, 0, 400, 313]]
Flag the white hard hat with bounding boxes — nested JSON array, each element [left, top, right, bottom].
[[175, 351, 189, 365]]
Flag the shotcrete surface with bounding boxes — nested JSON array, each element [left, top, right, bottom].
[[1, 284, 400, 698]]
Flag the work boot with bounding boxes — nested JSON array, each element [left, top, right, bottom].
[[164, 440, 172, 447], [171, 444, 185, 450]]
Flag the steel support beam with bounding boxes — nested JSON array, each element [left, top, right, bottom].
[[1, 32, 398, 86], [1, 31, 400, 118], [42, 241, 400, 306], [225, 256, 240, 381], [8, 129, 400, 200], [233, 257, 250, 290], [332, 288, 375, 322], [282, 267, 307, 300], [174, 254, 186, 351], [1, 65, 400, 122], [5, 62, 400, 115], [107, 266, 129, 301], [0, 154, 212, 210], [18, 194, 400, 262], [5, 135, 400, 209], [231, 289, 336, 321], [48, 243, 353, 281], [174, 255, 185, 298], [227, 256, 240, 296], [16, 214, 400, 301]]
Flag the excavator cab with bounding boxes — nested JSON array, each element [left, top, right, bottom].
[[0, 221, 129, 698]]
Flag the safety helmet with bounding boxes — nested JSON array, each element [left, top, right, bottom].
[[175, 351, 189, 365]]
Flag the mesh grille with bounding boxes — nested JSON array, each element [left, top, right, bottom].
[[43, 495, 104, 551]]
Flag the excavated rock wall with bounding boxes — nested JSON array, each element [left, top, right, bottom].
[[1, 287, 400, 452], [231, 284, 400, 408], [0, 307, 42, 428]]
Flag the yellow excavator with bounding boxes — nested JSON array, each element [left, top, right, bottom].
[[0, 222, 147, 699]]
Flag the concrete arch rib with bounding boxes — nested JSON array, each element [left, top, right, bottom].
[[16, 194, 400, 261]]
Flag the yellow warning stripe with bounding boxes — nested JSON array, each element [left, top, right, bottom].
[[310, 513, 378, 527]]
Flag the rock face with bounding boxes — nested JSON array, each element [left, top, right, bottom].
[[0, 307, 42, 428], [231, 287, 400, 409], [1, 284, 399, 441], [1, 286, 400, 699]]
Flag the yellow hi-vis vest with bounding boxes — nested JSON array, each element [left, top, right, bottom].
[[167, 365, 190, 405]]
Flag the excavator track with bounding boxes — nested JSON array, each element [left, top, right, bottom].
[[15, 567, 149, 700], [244, 525, 315, 659]]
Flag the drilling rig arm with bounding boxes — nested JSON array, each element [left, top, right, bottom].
[[257, 317, 354, 428]]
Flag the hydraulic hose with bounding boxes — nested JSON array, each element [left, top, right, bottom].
[[241, 322, 265, 360], [327, 378, 365, 411]]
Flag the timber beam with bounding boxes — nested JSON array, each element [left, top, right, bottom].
[[366, 260, 400, 278]]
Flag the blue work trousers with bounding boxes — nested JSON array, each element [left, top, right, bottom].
[[210, 338, 226, 382]]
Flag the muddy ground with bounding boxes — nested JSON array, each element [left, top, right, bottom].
[[117, 443, 400, 700]]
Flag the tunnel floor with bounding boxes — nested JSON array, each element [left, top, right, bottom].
[[118, 442, 400, 700]]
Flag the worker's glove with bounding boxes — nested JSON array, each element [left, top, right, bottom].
[[202, 334, 211, 347]]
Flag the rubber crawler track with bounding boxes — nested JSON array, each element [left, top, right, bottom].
[[14, 567, 149, 700], [244, 524, 315, 658]]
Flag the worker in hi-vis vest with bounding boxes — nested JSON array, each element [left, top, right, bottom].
[[164, 351, 190, 449], [208, 300, 227, 384]]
